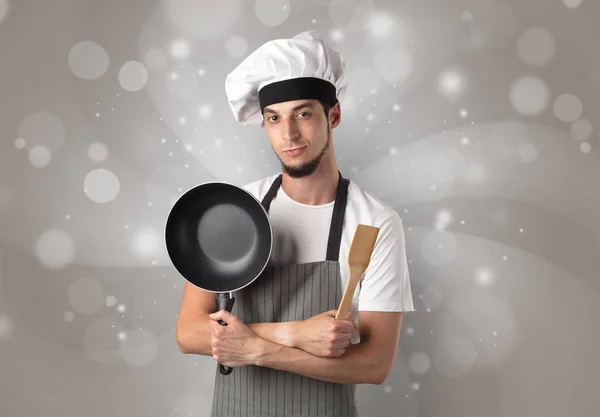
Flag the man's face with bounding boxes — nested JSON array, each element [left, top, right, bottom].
[[262, 99, 340, 178]]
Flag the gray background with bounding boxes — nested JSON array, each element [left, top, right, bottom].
[[1, 0, 599, 416]]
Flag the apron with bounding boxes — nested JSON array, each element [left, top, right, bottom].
[[210, 171, 359, 417]]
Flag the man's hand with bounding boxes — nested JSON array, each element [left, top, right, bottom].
[[208, 310, 264, 367], [292, 310, 357, 358]]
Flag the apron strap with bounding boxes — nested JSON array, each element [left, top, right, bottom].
[[260, 174, 283, 213], [326, 172, 350, 262], [260, 171, 350, 262]]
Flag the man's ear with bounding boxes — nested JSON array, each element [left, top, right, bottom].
[[330, 102, 342, 128]]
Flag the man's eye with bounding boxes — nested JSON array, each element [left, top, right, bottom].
[[298, 112, 309, 117], [268, 116, 278, 122]]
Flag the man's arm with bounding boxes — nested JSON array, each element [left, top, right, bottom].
[[253, 310, 403, 385], [246, 321, 297, 348]]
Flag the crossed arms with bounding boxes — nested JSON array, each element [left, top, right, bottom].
[[175, 281, 403, 385]]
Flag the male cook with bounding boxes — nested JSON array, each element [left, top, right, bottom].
[[175, 30, 415, 417]]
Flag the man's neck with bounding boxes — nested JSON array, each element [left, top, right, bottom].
[[280, 160, 340, 206]]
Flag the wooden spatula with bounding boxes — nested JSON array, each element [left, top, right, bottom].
[[335, 224, 380, 320]]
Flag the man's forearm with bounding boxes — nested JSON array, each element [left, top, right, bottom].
[[178, 318, 295, 356], [254, 338, 385, 385], [246, 321, 297, 347], [176, 315, 213, 356]]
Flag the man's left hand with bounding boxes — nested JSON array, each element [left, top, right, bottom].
[[208, 310, 264, 367]]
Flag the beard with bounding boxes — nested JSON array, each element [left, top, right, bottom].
[[276, 125, 331, 179]]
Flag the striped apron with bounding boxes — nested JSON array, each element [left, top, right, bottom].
[[210, 171, 359, 417]]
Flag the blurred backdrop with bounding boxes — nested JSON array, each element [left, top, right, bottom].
[[1, 0, 599, 416]]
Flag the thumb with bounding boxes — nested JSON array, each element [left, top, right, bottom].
[[209, 309, 235, 323]]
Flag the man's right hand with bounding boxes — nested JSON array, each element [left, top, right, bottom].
[[292, 310, 357, 358]]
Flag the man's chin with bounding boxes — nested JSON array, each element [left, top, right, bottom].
[[281, 162, 319, 178]]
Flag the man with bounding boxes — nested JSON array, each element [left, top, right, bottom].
[[175, 30, 415, 417]]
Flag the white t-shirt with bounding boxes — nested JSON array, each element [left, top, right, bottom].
[[243, 174, 415, 343]]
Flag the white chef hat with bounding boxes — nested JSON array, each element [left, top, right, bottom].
[[224, 30, 348, 126]]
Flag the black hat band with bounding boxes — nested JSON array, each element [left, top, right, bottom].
[[259, 77, 338, 114]]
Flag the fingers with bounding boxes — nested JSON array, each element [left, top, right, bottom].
[[332, 320, 355, 334], [209, 309, 237, 325]]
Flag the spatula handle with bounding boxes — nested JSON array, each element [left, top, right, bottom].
[[335, 265, 365, 320]]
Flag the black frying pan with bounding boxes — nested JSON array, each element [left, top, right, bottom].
[[165, 181, 273, 375]]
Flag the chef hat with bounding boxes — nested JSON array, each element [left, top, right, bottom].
[[224, 30, 348, 126]]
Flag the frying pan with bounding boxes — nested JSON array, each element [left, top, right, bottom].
[[165, 181, 273, 375]]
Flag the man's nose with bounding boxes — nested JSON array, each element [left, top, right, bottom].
[[281, 120, 300, 141]]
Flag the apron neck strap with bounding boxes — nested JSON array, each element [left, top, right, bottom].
[[261, 171, 350, 262]]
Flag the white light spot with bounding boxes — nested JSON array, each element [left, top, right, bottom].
[[330, 28, 345, 42], [88, 142, 109, 162], [581, 142, 591, 153], [563, 0, 583, 9], [68, 277, 104, 315], [438, 71, 464, 98], [409, 352, 431, 375], [28, 145, 52, 168], [132, 227, 162, 259], [461, 136, 470, 145], [509, 76, 550, 116], [34, 229, 76, 269], [0, 314, 14, 340], [84, 169, 120, 203], [68, 41, 110, 80], [105, 295, 117, 307], [553, 94, 583, 122], [393, 104, 401, 112], [255, 0, 290, 27], [143, 47, 167, 70], [516, 27, 556, 66], [83, 317, 125, 363], [459, 109, 468, 118], [571, 118, 593, 140], [117, 304, 126, 313], [14, 137, 26, 149], [384, 385, 393, 393], [461, 11, 473, 22], [17, 111, 67, 152], [64, 311, 75, 322], [421, 230, 457, 266], [476, 268, 494, 286], [224, 35, 248, 57], [465, 164, 486, 184], [121, 328, 159, 367], [366, 11, 395, 38], [518, 142, 538, 162], [198, 105, 213, 119], [435, 209, 453, 230], [118, 61, 148, 92], [169, 39, 191, 60]]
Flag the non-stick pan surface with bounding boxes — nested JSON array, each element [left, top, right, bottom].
[[165, 182, 272, 293]]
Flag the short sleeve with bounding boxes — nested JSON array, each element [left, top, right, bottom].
[[357, 212, 415, 312]]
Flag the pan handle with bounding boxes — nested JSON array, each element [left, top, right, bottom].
[[216, 292, 236, 375]]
